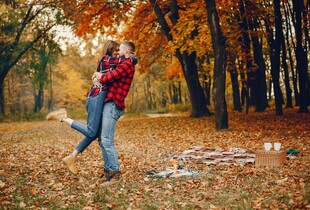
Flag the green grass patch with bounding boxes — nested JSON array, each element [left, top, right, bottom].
[[0, 111, 47, 122]]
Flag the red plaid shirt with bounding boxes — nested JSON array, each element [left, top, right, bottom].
[[86, 56, 135, 98], [100, 59, 135, 110]]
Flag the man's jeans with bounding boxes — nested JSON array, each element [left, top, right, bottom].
[[98, 101, 123, 172], [72, 91, 106, 153]]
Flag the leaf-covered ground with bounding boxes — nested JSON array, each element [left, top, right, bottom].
[[0, 108, 309, 209]]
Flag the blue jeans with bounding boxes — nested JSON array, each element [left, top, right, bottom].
[[72, 91, 106, 153], [98, 101, 124, 172]]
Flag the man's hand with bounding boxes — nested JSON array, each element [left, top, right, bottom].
[[92, 72, 102, 80]]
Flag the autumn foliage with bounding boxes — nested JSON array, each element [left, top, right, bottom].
[[1, 0, 308, 119]]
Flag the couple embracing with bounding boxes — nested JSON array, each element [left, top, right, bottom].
[[47, 40, 137, 183]]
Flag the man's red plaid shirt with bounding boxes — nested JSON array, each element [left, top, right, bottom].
[[99, 59, 135, 110]]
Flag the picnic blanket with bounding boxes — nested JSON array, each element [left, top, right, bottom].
[[147, 147, 254, 178], [172, 146, 255, 166], [148, 147, 299, 178]]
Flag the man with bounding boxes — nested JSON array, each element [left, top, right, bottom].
[[93, 41, 136, 183]]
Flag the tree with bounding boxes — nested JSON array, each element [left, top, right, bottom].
[[293, 0, 309, 113], [271, 0, 284, 116], [28, 36, 61, 112], [262, 1, 283, 115], [227, 54, 242, 112], [247, 4, 268, 112], [280, 15, 293, 109], [205, 0, 228, 129], [283, 1, 299, 107], [148, 0, 211, 117], [0, 1, 62, 115]]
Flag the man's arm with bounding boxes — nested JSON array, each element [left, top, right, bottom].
[[94, 61, 133, 84]]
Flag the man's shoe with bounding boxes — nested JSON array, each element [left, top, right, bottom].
[[107, 171, 121, 182], [99, 169, 110, 181], [100, 171, 121, 186], [62, 155, 78, 174], [46, 108, 67, 121]]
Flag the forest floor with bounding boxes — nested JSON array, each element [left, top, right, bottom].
[[0, 108, 309, 209]]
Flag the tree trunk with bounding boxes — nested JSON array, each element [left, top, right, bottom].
[[48, 63, 53, 110], [202, 74, 211, 106], [280, 26, 293, 108], [144, 78, 151, 110], [160, 92, 167, 108], [33, 90, 41, 112], [175, 50, 211, 117], [240, 1, 256, 108], [230, 69, 242, 112], [268, 77, 272, 101], [240, 69, 249, 114], [34, 85, 44, 112], [293, 0, 309, 113], [205, 0, 228, 129], [0, 78, 5, 115], [238, 1, 250, 114], [249, 18, 268, 111], [168, 81, 173, 104], [272, 0, 284, 115], [197, 56, 211, 106], [284, 2, 300, 107], [178, 81, 182, 103]]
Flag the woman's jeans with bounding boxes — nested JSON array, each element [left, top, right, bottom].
[[98, 101, 123, 172], [72, 91, 106, 153]]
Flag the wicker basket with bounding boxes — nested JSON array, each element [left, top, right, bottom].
[[255, 150, 286, 167]]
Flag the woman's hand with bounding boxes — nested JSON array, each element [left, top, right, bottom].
[[92, 72, 102, 80], [92, 72, 102, 87], [92, 77, 101, 87]]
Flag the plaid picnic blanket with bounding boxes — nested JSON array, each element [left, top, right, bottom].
[[172, 146, 255, 166]]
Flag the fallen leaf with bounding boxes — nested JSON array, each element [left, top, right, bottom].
[[0, 180, 5, 188], [19, 202, 26, 208]]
